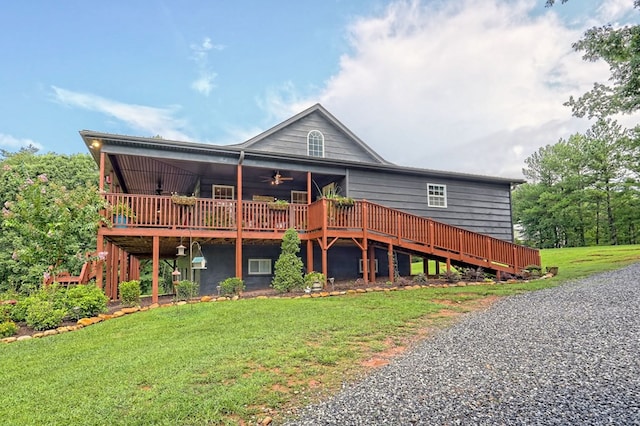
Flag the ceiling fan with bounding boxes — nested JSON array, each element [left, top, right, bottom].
[[262, 171, 293, 185]]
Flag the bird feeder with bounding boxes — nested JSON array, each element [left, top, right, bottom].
[[172, 268, 181, 284], [176, 244, 187, 257], [191, 256, 207, 270]]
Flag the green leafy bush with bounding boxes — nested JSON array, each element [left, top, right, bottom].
[[0, 303, 14, 322], [175, 280, 199, 301], [271, 228, 304, 293], [65, 285, 108, 320], [119, 280, 141, 307], [0, 320, 18, 338], [25, 300, 66, 331], [304, 271, 325, 287], [218, 277, 245, 296], [12, 296, 37, 322], [413, 273, 428, 284]]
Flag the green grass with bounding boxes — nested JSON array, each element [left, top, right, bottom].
[[2, 245, 639, 425]]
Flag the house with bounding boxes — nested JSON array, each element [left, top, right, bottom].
[[82, 104, 540, 301]]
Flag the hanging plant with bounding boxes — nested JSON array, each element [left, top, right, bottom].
[[171, 193, 197, 206]]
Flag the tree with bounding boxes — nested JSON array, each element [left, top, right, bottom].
[[0, 151, 104, 293], [548, 0, 640, 117], [271, 228, 304, 293], [514, 119, 639, 247]]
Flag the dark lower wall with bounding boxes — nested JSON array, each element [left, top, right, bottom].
[[196, 243, 411, 294]]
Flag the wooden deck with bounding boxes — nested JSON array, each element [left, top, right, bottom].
[[101, 193, 540, 277]]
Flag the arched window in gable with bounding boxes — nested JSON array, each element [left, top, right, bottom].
[[307, 130, 324, 158]]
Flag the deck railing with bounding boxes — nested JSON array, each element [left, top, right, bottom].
[[102, 193, 539, 272]]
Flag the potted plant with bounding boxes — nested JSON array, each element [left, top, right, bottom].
[[112, 202, 135, 227], [171, 192, 197, 206], [304, 271, 326, 292], [269, 199, 290, 210]]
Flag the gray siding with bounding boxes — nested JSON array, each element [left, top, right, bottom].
[[347, 169, 514, 241], [248, 111, 383, 164]]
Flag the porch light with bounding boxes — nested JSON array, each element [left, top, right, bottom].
[[192, 256, 207, 270], [172, 268, 181, 284], [91, 139, 101, 150], [176, 244, 187, 256]]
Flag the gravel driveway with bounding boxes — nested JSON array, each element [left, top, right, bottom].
[[285, 264, 640, 425]]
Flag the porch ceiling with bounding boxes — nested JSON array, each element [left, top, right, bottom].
[[107, 153, 339, 196]]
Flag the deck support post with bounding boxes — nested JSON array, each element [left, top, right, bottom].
[[435, 261, 440, 276], [99, 151, 105, 192], [96, 233, 104, 290], [321, 198, 328, 282], [446, 258, 451, 272], [388, 244, 394, 282], [423, 257, 428, 275], [306, 240, 314, 273], [152, 235, 159, 304], [236, 164, 243, 279], [362, 202, 369, 284], [368, 245, 376, 283], [120, 249, 128, 283]]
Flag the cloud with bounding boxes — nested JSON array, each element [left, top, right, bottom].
[[189, 37, 223, 96], [258, 0, 615, 178], [51, 86, 192, 141], [0, 133, 43, 151]]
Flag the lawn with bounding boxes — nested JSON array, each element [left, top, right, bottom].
[[2, 245, 639, 425]]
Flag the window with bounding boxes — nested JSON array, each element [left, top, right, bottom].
[[307, 130, 324, 157], [358, 259, 379, 273], [291, 191, 308, 204], [248, 259, 271, 275], [427, 183, 447, 208], [213, 185, 234, 200]]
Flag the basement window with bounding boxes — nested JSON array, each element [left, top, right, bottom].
[[248, 259, 271, 275], [427, 183, 447, 208], [358, 259, 379, 273]]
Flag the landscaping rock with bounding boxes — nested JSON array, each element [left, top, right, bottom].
[[200, 295, 213, 302], [16, 335, 32, 341], [121, 307, 139, 314], [43, 329, 58, 337], [2, 337, 17, 343]]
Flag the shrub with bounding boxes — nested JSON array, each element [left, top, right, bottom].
[[65, 285, 108, 320], [12, 296, 37, 322], [175, 280, 199, 301], [0, 321, 18, 338], [26, 300, 66, 331], [441, 269, 461, 283], [219, 277, 245, 296], [119, 280, 141, 307], [0, 303, 14, 322], [413, 273, 428, 284], [271, 228, 304, 293], [303, 271, 325, 287]]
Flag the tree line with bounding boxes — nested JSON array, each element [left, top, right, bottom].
[[514, 1, 640, 248]]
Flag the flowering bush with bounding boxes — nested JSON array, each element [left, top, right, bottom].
[[0, 155, 106, 293]]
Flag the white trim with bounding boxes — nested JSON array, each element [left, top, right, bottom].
[[427, 183, 447, 208], [248, 258, 271, 275], [307, 130, 325, 158], [358, 259, 379, 273], [291, 190, 308, 204], [213, 184, 235, 200]]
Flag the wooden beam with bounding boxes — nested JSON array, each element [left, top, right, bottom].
[[388, 244, 394, 283], [152, 235, 159, 303], [368, 245, 376, 283], [236, 164, 243, 279], [306, 239, 313, 273], [99, 151, 105, 192], [307, 171, 312, 204], [96, 233, 104, 290]]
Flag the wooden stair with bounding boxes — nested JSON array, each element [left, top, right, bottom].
[[309, 200, 540, 277]]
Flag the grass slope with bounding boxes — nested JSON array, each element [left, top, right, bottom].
[[1, 245, 639, 425]]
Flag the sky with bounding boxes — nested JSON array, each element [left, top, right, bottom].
[[1, 0, 638, 179]]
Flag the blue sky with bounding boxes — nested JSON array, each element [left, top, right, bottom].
[[1, 0, 637, 177]]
